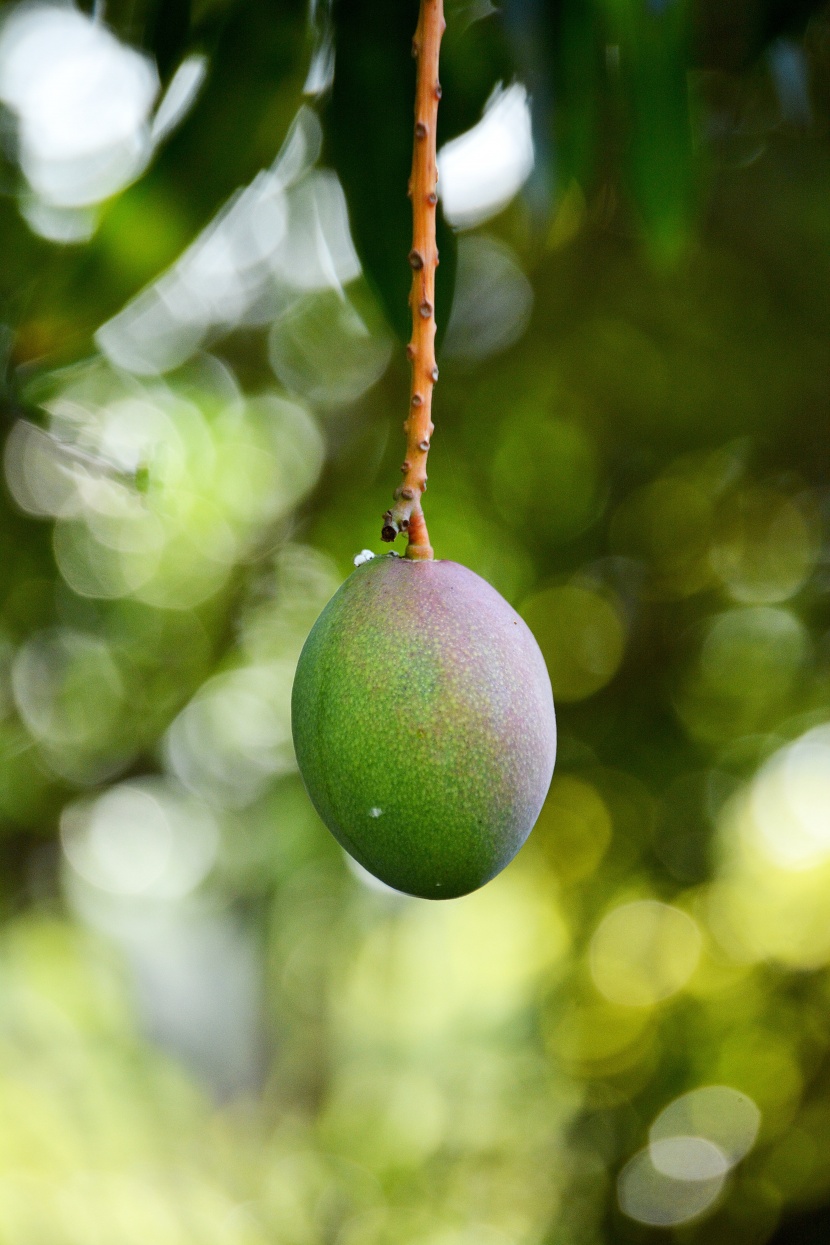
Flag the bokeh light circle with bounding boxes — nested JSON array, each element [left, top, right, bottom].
[[750, 726, 830, 871], [60, 778, 219, 900], [650, 1085, 761, 1168], [521, 585, 625, 702], [618, 1145, 726, 1226], [589, 900, 702, 1007]]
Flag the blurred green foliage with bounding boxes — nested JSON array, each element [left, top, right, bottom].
[[1, 0, 830, 1242]]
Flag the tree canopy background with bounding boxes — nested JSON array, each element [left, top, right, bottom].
[[1, 1, 830, 1242]]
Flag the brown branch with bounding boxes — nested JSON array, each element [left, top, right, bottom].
[[380, 0, 445, 561]]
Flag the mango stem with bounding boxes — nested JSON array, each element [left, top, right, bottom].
[[380, 0, 444, 562]]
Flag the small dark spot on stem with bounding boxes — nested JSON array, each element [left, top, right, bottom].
[[401, 461, 411, 472], [381, 524, 398, 543], [426, 192, 438, 206], [406, 343, 416, 360], [401, 487, 414, 500], [411, 393, 423, 407], [415, 121, 428, 139], [408, 249, 424, 271], [431, 366, 439, 382], [434, 82, 442, 99], [419, 300, 432, 319]]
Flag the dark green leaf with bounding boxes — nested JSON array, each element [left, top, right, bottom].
[[604, 0, 696, 260], [502, 0, 606, 228]]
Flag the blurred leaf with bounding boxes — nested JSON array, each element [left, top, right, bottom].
[[693, 0, 825, 71], [503, 0, 605, 223], [327, 0, 421, 341], [147, 0, 191, 81], [603, 0, 696, 260], [551, 0, 606, 198], [440, 2, 517, 135]]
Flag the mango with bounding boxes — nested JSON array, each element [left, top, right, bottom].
[[291, 555, 556, 898]]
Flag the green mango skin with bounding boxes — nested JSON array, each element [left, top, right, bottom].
[[291, 556, 556, 899]]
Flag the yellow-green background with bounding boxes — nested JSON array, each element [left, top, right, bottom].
[[1, 1, 829, 1242]]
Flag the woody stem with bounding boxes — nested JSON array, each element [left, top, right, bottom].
[[380, 0, 444, 561]]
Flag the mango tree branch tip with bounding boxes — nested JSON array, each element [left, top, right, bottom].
[[380, 0, 445, 561]]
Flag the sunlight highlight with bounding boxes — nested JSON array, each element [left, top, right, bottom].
[[438, 83, 534, 229]]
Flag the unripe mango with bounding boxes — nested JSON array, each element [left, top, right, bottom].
[[291, 555, 556, 898]]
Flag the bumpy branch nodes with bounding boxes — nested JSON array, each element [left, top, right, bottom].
[[380, 0, 445, 560]]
